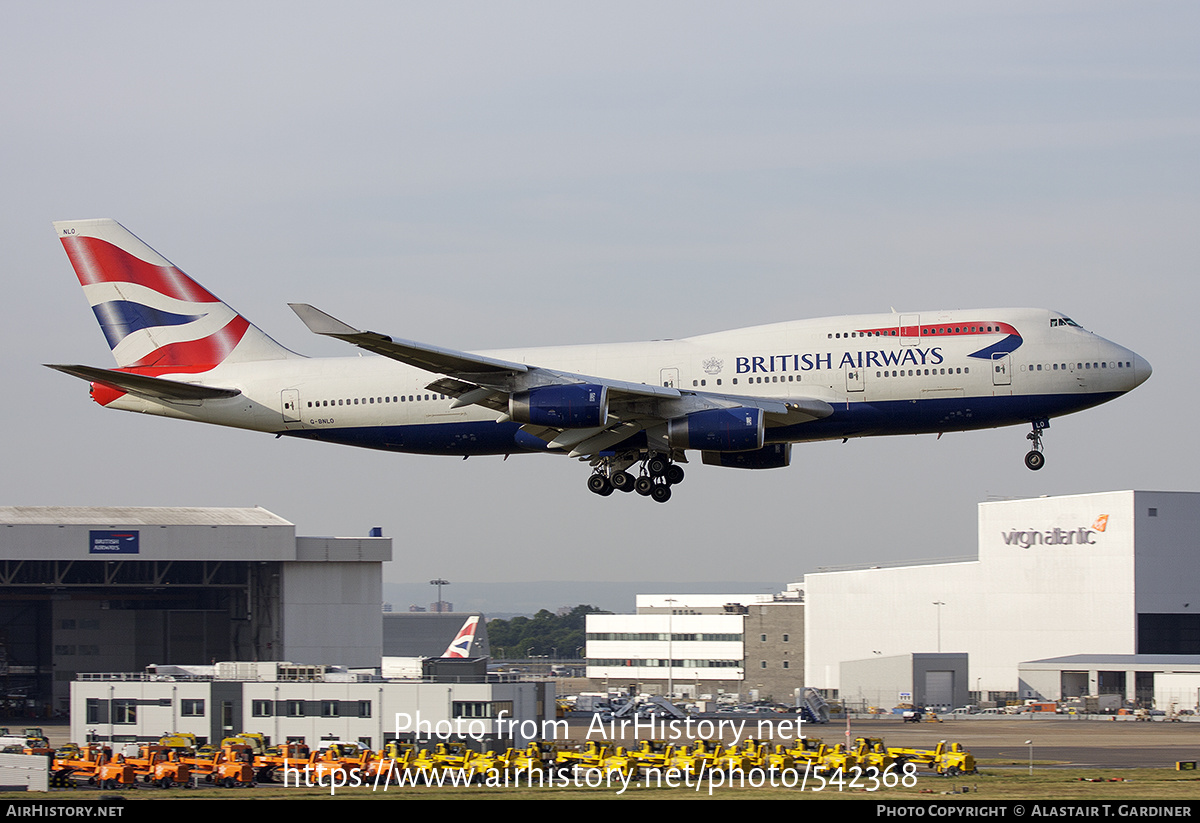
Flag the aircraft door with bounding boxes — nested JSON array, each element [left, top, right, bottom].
[[845, 366, 864, 392], [281, 389, 302, 428], [900, 314, 921, 346], [660, 368, 679, 388], [991, 353, 1011, 386]]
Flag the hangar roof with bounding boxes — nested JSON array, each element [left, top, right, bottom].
[[0, 506, 388, 563], [0, 506, 292, 527], [1023, 654, 1200, 667]]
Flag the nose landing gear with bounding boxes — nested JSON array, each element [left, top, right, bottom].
[[1024, 419, 1049, 471]]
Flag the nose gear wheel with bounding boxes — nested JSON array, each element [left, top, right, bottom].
[[1024, 419, 1049, 471]]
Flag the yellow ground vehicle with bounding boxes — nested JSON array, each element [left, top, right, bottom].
[[888, 739, 976, 775], [816, 743, 857, 773], [555, 740, 612, 771], [668, 740, 724, 777], [712, 739, 761, 774], [755, 743, 794, 774], [851, 737, 898, 771], [787, 736, 828, 767]]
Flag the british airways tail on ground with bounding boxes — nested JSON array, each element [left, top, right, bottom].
[[49, 218, 1152, 503], [442, 616, 480, 659]]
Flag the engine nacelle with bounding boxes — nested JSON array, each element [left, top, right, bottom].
[[668, 407, 765, 452], [510, 384, 608, 428], [702, 443, 791, 470]]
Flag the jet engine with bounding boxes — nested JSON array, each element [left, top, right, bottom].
[[668, 407, 765, 452], [509, 384, 608, 428]]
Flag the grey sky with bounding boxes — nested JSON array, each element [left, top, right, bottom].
[[2, 2, 1195, 589]]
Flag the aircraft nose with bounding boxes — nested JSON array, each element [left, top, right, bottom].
[[1133, 353, 1152, 387]]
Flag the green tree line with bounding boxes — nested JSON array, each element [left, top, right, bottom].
[[487, 604, 610, 659]]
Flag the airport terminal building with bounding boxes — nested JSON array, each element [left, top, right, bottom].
[[585, 593, 805, 700], [804, 490, 1200, 706]]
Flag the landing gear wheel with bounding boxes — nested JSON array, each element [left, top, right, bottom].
[[647, 455, 669, 477], [587, 474, 613, 495], [635, 476, 654, 496], [1024, 419, 1049, 470], [650, 484, 672, 503], [611, 471, 635, 493], [665, 465, 685, 485]]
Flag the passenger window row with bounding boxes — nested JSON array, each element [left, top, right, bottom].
[[306, 394, 448, 408]]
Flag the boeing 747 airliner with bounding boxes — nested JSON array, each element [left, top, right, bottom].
[[49, 219, 1151, 502]]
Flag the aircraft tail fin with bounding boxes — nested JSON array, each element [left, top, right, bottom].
[[55, 218, 298, 372], [442, 616, 480, 658]]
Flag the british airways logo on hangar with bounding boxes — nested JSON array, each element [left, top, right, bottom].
[[89, 530, 140, 554]]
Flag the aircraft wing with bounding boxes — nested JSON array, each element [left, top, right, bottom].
[[45, 364, 242, 402], [289, 303, 530, 376], [289, 303, 832, 455]]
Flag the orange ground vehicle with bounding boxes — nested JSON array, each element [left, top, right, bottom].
[[185, 742, 256, 788], [53, 744, 136, 789], [116, 744, 191, 788]]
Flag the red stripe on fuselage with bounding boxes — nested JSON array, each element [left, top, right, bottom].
[[61, 236, 220, 303], [856, 321, 1019, 338]]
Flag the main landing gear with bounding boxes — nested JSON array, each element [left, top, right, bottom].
[[587, 453, 685, 503], [1024, 419, 1049, 471]]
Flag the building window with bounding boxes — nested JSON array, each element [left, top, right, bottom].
[[783, 661, 790, 669], [452, 701, 513, 719], [287, 701, 304, 717], [86, 699, 100, 724], [761, 661, 767, 669], [322, 701, 339, 718], [113, 701, 137, 724], [252, 700, 273, 718], [357, 701, 372, 718], [783, 634, 789, 642], [181, 699, 205, 717], [1149, 508, 1158, 517]]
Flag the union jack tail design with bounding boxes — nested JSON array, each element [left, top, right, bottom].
[[442, 615, 480, 658], [56, 219, 296, 372]]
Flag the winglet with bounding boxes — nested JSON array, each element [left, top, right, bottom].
[[288, 303, 364, 337]]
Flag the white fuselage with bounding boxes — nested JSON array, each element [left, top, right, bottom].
[[96, 307, 1150, 458]]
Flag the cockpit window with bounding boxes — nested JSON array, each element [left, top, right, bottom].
[[1050, 316, 1083, 329]]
